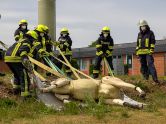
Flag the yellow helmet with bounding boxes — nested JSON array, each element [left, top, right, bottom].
[[26, 30, 38, 40], [102, 26, 110, 33], [44, 25, 49, 33], [60, 27, 69, 34], [19, 19, 28, 25], [35, 24, 46, 33]]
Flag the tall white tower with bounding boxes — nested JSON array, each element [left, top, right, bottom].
[[38, 0, 55, 40]]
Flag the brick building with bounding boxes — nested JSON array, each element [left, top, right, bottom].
[[72, 39, 166, 76], [1, 39, 166, 76]]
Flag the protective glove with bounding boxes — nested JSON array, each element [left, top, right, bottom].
[[54, 41, 60, 46], [150, 49, 154, 54], [41, 51, 49, 57], [105, 50, 112, 57], [60, 44, 64, 49], [101, 53, 106, 58], [64, 42, 69, 47], [22, 56, 33, 73], [135, 49, 139, 56]]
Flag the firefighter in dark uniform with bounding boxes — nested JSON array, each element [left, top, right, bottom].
[[136, 19, 159, 84], [39, 25, 54, 58], [14, 19, 29, 42], [4, 31, 38, 97], [43, 26, 54, 56], [35, 25, 54, 76], [93, 26, 114, 78], [30, 24, 50, 60], [57, 27, 72, 77], [30, 25, 52, 74]]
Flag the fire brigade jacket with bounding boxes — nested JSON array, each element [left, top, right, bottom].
[[4, 38, 44, 62], [14, 28, 29, 42], [58, 35, 72, 55], [95, 35, 114, 57], [136, 29, 156, 55], [5, 38, 33, 62], [42, 34, 53, 53]]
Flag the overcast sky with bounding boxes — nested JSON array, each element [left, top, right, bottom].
[[0, 0, 166, 48]]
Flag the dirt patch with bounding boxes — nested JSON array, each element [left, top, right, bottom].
[[0, 84, 12, 98]]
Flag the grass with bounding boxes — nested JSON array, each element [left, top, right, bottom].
[[1, 74, 166, 123], [0, 98, 57, 122]]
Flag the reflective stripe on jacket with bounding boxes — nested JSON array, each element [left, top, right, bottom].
[[136, 29, 155, 55]]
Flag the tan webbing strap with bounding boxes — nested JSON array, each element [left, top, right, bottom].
[[34, 70, 47, 82], [28, 56, 65, 78], [56, 46, 80, 79]]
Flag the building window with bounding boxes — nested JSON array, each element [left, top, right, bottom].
[[113, 56, 116, 59], [80, 59, 88, 70], [118, 56, 121, 59], [90, 58, 96, 65], [126, 55, 132, 68]]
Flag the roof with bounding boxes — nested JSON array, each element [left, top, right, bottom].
[[72, 39, 166, 58]]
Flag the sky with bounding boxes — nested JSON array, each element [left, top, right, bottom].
[[0, 0, 166, 48]]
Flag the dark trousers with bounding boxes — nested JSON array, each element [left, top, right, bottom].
[[6, 62, 30, 96], [93, 56, 114, 78], [139, 54, 158, 81], [56, 55, 72, 76]]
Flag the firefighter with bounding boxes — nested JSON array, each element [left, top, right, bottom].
[[14, 19, 29, 42], [93, 26, 114, 78], [136, 19, 159, 84], [57, 27, 72, 77], [36, 25, 55, 76], [31, 24, 49, 59], [4, 30, 38, 98], [31, 25, 52, 74], [38, 25, 54, 57], [43, 26, 54, 55]]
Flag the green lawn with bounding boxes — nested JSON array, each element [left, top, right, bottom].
[[1, 74, 166, 124]]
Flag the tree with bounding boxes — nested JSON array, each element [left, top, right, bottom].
[[88, 41, 97, 47], [162, 36, 166, 40]]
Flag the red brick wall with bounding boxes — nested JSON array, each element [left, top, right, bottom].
[[132, 52, 165, 76], [81, 58, 90, 75], [80, 58, 108, 76]]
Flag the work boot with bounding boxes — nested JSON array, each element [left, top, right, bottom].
[[153, 79, 160, 85], [20, 94, 32, 101], [12, 88, 21, 95], [143, 73, 149, 80], [93, 74, 99, 79]]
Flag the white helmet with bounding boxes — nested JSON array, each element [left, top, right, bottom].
[[138, 19, 148, 27]]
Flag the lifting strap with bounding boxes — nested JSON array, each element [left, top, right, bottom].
[[56, 46, 81, 79], [28, 56, 65, 78], [103, 57, 114, 77]]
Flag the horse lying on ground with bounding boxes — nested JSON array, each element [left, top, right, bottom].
[[41, 76, 146, 109]]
